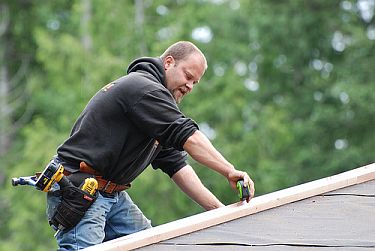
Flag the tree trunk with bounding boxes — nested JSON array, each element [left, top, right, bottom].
[[0, 3, 11, 157], [81, 0, 92, 51], [134, 0, 147, 55]]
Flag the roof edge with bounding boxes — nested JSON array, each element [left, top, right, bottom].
[[83, 162, 375, 251]]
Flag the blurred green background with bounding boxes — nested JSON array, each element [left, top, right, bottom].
[[0, 0, 374, 250]]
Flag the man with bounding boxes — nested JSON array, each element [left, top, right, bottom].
[[47, 41, 254, 250]]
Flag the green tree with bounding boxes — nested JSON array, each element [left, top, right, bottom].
[[1, 1, 374, 250]]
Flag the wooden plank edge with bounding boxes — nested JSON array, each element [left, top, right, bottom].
[[83, 162, 375, 251]]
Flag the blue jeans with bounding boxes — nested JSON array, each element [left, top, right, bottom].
[[47, 188, 152, 251]]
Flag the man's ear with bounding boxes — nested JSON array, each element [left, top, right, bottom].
[[164, 55, 175, 70]]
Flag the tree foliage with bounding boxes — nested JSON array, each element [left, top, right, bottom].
[[0, 0, 374, 250]]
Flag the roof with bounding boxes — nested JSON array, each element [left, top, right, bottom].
[[139, 179, 375, 250], [83, 163, 375, 251]]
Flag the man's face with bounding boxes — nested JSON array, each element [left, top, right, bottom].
[[164, 53, 206, 103]]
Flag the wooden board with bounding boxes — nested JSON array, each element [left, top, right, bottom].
[[83, 163, 375, 251]]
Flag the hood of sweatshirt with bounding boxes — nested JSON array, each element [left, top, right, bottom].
[[127, 57, 166, 86]]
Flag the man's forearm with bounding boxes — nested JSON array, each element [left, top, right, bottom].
[[172, 165, 224, 210], [183, 130, 235, 177], [183, 130, 255, 199]]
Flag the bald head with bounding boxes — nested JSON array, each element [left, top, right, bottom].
[[161, 41, 207, 103], [160, 41, 207, 69]]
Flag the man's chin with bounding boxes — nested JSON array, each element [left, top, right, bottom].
[[173, 93, 184, 104], [175, 97, 183, 104]]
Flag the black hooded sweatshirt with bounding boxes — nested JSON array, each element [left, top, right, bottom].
[[57, 57, 198, 184]]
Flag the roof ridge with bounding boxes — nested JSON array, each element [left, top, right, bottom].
[[83, 162, 375, 251]]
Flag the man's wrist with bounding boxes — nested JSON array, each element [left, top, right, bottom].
[[223, 164, 235, 178]]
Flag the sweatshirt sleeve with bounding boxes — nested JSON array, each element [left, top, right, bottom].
[[127, 90, 199, 150], [151, 147, 188, 177]]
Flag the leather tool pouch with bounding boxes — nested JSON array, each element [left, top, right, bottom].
[[50, 185, 98, 231]]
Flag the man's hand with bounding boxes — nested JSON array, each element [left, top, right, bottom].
[[227, 169, 255, 202]]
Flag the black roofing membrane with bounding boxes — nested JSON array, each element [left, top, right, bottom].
[[138, 179, 375, 250]]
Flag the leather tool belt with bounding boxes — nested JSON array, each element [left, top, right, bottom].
[[79, 162, 131, 193], [64, 162, 131, 194]]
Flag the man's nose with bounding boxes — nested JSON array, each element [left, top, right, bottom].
[[185, 82, 194, 92]]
